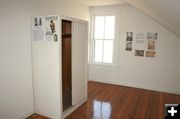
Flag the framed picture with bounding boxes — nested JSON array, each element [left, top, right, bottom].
[[135, 50, 144, 57], [146, 51, 156, 57], [126, 32, 133, 41], [147, 32, 157, 39], [148, 40, 155, 50], [126, 41, 132, 51]]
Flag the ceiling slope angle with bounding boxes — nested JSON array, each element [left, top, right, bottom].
[[127, 0, 180, 38]]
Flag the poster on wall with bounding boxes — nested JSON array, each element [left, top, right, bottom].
[[45, 16, 59, 42], [32, 15, 59, 42], [135, 50, 144, 57], [32, 16, 44, 41], [125, 31, 158, 58]]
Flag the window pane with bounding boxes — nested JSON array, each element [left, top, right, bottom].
[[95, 16, 104, 39], [94, 40, 103, 62], [105, 16, 115, 39], [103, 40, 113, 63]]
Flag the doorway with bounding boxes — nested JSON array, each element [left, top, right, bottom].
[[62, 20, 72, 111]]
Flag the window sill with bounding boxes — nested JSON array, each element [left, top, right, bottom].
[[89, 62, 118, 68]]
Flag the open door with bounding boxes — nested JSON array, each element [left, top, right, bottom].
[[62, 20, 72, 111], [61, 19, 88, 113]]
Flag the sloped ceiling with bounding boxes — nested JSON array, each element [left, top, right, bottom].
[[74, 0, 180, 38], [125, 0, 180, 38]]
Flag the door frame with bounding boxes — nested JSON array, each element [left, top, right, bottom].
[[59, 15, 88, 119]]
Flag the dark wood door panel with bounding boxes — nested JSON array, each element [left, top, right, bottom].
[[62, 20, 72, 111]]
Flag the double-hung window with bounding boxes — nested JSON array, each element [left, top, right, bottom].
[[92, 15, 115, 64]]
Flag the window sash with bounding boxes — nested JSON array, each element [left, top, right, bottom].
[[93, 39, 114, 64], [92, 15, 115, 64]]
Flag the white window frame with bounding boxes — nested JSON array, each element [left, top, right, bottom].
[[90, 10, 119, 66]]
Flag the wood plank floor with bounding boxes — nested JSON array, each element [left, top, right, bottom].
[[66, 81, 180, 119], [26, 113, 50, 119], [27, 81, 180, 119]]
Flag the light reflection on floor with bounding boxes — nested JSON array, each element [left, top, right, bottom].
[[93, 100, 111, 119]]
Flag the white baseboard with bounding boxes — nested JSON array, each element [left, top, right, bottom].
[[89, 79, 180, 95], [62, 97, 87, 119], [15, 110, 34, 119]]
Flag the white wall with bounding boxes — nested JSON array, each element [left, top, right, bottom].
[[89, 4, 180, 94], [0, 0, 89, 119]]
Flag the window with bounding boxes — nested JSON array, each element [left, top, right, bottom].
[[93, 15, 115, 64]]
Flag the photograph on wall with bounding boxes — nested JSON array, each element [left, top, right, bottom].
[[45, 16, 59, 42], [148, 40, 156, 50], [135, 50, 144, 57], [32, 16, 44, 30], [147, 32, 158, 39], [126, 41, 132, 51], [146, 51, 156, 57], [34, 17, 42, 27], [126, 32, 133, 41]]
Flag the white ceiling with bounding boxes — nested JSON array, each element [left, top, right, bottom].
[[75, 0, 127, 6]]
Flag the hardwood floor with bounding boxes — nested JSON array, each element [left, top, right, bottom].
[[26, 113, 50, 119], [66, 81, 180, 119], [27, 81, 180, 119]]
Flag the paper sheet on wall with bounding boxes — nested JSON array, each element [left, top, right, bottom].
[[32, 15, 59, 42], [134, 33, 146, 49], [45, 16, 59, 42], [32, 16, 44, 41], [33, 30, 44, 41]]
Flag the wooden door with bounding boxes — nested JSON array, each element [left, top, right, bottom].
[[62, 20, 72, 111]]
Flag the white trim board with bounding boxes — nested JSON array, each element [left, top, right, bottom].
[[89, 79, 180, 95], [62, 98, 87, 119], [60, 17, 88, 119], [15, 110, 34, 119]]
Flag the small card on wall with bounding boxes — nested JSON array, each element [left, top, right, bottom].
[[147, 40, 156, 50], [126, 32, 133, 41], [135, 50, 144, 57], [126, 41, 132, 51], [147, 32, 158, 40], [146, 51, 156, 57]]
